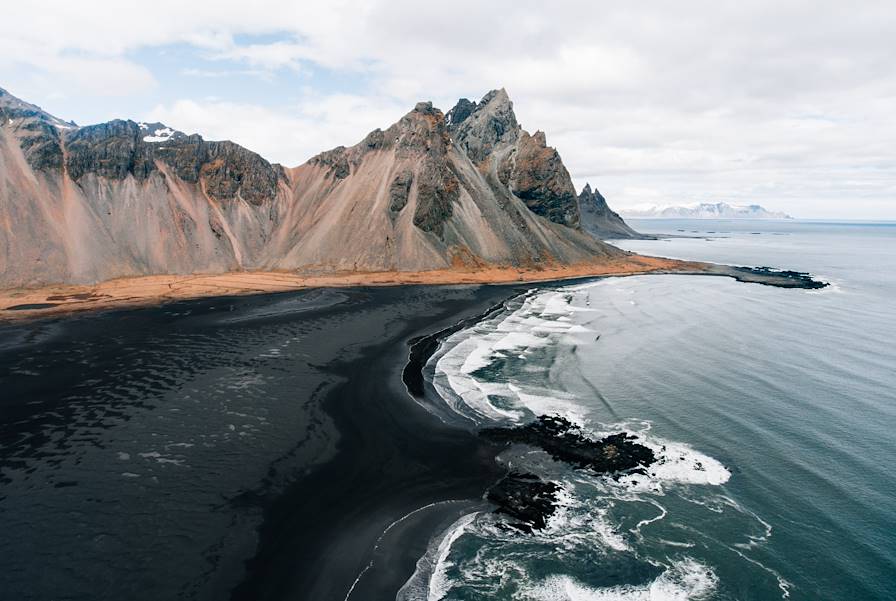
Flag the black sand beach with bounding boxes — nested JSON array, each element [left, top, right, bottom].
[[0, 283, 520, 601], [228, 285, 518, 601], [0, 268, 828, 601]]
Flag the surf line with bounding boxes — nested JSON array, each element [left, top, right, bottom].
[[342, 499, 477, 601], [401, 289, 533, 399]]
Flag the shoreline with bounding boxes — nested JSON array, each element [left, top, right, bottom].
[[0, 263, 832, 600], [0, 254, 825, 323], [0, 283, 522, 601], [225, 285, 520, 601]]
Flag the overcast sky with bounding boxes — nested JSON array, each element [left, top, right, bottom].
[[2, 1, 894, 218]]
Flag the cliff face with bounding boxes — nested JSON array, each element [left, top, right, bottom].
[[1, 88, 287, 286], [577, 183, 646, 240], [446, 89, 580, 228], [0, 86, 622, 287], [266, 98, 614, 273]]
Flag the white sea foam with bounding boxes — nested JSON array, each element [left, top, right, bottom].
[[523, 483, 633, 554], [428, 512, 478, 600], [805, 275, 842, 294], [641, 440, 730, 487], [520, 558, 718, 601], [395, 510, 480, 601], [631, 499, 668, 540], [413, 280, 770, 601], [430, 287, 596, 425]]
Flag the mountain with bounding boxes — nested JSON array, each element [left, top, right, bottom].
[[620, 202, 793, 219], [577, 183, 647, 239], [0, 86, 622, 288]]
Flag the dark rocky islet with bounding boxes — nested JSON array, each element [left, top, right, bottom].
[[481, 415, 657, 532]]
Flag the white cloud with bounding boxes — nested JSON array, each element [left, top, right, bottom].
[[211, 41, 307, 71], [145, 93, 409, 166], [1, 0, 894, 217]]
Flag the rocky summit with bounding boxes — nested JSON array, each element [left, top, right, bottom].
[[0, 86, 631, 288], [578, 183, 647, 239]]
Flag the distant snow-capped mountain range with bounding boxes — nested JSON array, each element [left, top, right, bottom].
[[620, 202, 792, 219]]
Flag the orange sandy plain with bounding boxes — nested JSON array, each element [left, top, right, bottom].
[[0, 255, 706, 321]]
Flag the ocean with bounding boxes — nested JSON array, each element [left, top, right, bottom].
[[403, 220, 896, 600], [1, 220, 893, 601]]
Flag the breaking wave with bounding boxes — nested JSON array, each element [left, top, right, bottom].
[[402, 279, 787, 600]]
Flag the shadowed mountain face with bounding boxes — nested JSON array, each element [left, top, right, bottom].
[[0, 86, 621, 287], [577, 183, 646, 240], [447, 89, 580, 228]]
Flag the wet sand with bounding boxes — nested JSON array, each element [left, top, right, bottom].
[[0, 283, 522, 601], [227, 285, 519, 601]]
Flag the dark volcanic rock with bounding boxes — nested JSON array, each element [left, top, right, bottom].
[[445, 97, 476, 127], [3, 92, 282, 204], [447, 88, 521, 164], [507, 131, 581, 228], [65, 120, 154, 180], [487, 472, 560, 533], [729, 266, 828, 289], [446, 89, 581, 229], [414, 158, 458, 236], [482, 415, 656, 474], [309, 146, 351, 180], [414, 170, 457, 235], [181, 140, 281, 205], [0, 88, 68, 171], [578, 183, 647, 240], [388, 169, 413, 213], [392, 102, 460, 236], [16, 120, 64, 171], [62, 120, 281, 204]]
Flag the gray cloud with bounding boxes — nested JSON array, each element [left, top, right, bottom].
[[1, 0, 894, 217]]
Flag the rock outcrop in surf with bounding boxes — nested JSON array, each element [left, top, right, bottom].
[[483, 415, 656, 474], [482, 415, 657, 532], [0, 86, 624, 287], [487, 472, 560, 533]]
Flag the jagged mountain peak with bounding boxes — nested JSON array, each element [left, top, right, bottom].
[[308, 100, 452, 179], [0, 85, 623, 287], [412, 101, 437, 114], [446, 88, 520, 164], [391, 101, 448, 138], [0, 86, 77, 130], [579, 183, 606, 202], [0, 86, 37, 112], [578, 184, 645, 240]]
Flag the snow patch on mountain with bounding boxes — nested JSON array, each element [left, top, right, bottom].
[[138, 122, 184, 143]]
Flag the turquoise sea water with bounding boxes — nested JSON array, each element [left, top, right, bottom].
[[408, 220, 896, 600]]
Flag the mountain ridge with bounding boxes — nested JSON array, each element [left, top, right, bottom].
[[621, 202, 793, 219], [0, 86, 634, 288]]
